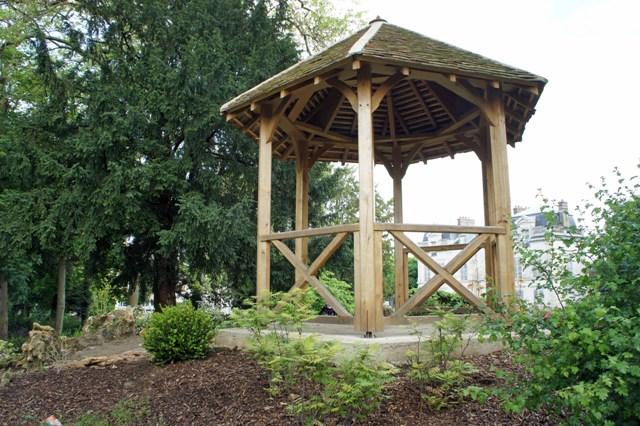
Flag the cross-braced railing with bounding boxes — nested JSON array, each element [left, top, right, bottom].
[[262, 222, 505, 329]]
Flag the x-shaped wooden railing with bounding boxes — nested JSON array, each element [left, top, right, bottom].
[[373, 223, 504, 317], [262, 224, 358, 318], [262, 222, 505, 321]]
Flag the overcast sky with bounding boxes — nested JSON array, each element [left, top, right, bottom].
[[354, 0, 640, 225]]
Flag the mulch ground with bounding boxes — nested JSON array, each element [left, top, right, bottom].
[[1, 350, 558, 425]]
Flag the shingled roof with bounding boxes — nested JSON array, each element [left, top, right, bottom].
[[221, 20, 546, 114], [221, 19, 546, 167]]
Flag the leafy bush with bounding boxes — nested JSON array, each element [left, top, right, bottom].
[[482, 170, 640, 425], [142, 302, 215, 365], [308, 271, 355, 315], [89, 283, 117, 317], [0, 340, 20, 369]]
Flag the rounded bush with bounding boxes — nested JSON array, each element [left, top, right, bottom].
[[142, 302, 215, 365]]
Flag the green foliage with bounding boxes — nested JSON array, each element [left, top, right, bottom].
[[142, 301, 215, 365], [307, 271, 355, 315], [88, 283, 117, 317], [0, 340, 20, 369], [72, 396, 151, 426], [406, 312, 479, 409], [319, 344, 397, 423], [232, 290, 325, 396], [408, 257, 419, 289], [482, 169, 640, 425], [233, 290, 397, 424]]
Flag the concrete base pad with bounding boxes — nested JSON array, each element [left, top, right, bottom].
[[215, 318, 502, 365]]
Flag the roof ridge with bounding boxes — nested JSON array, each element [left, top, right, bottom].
[[348, 21, 384, 56]]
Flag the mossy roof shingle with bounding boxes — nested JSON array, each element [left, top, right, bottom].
[[221, 21, 546, 114]]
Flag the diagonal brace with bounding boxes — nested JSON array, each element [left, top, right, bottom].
[[391, 232, 491, 316], [272, 240, 352, 317]]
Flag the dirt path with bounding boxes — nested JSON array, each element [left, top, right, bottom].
[[67, 334, 145, 361]]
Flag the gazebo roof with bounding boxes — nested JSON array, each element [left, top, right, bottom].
[[221, 19, 546, 167]]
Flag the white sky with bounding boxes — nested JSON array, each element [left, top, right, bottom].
[[356, 0, 640, 225]]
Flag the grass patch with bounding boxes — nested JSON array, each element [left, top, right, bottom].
[[71, 396, 151, 426]]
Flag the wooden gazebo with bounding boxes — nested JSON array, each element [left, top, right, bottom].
[[221, 18, 546, 335]]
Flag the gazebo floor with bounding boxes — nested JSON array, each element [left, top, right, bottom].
[[215, 316, 502, 365]]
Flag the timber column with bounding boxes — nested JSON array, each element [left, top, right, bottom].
[[256, 104, 273, 297], [295, 140, 310, 282], [484, 87, 515, 303], [354, 63, 384, 334]]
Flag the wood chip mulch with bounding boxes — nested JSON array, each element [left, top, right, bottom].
[[1, 349, 558, 425]]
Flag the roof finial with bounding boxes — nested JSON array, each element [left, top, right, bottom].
[[369, 16, 387, 25]]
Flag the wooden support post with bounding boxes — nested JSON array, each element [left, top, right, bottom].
[[481, 127, 497, 303], [295, 140, 309, 283], [355, 63, 384, 334], [393, 174, 408, 308], [486, 88, 515, 304], [256, 104, 273, 297]]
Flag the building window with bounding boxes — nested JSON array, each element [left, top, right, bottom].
[[460, 264, 468, 281]]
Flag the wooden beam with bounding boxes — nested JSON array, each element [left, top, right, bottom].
[[309, 143, 335, 165], [289, 232, 350, 291], [355, 63, 384, 334], [295, 121, 355, 144], [295, 139, 309, 284], [391, 232, 490, 316], [372, 71, 406, 111], [326, 77, 357, 111], [408, 80, 437, 128], [420, 243, 468, 252], [408, 70, 497, 126], [272, 240, 352, 317], [423, 81, 455, 121], [375, 223, 506, 235], [486, 87, 516, 303], [261, 223, 360, 241], [256, 104, 273, 296], [393, 173, 407, 308]]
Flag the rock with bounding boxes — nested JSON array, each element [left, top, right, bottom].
[[18, 323, 63, 370], [80, 308, 136, 347], [70, 351, 145, 368]]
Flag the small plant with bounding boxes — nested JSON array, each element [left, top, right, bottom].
[[406, 312, 479, 409], [320, 344, 397, 423], [89, 282, 117, 317], [142, 301, 215, 365], [0, 340, 20, 369], [72, 396, 151, 426], [232, 289, 323, 395]]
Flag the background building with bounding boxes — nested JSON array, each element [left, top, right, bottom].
[[416, 201, 582, 306]]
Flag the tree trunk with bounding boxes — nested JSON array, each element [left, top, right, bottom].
[[153, 254, 177, 311], [128, 276, 139, 307], [0, 272, 8, 341], [55, 260, 66, 334]]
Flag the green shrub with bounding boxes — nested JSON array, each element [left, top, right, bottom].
[[142, 301, 215, 365], [0, 340, 20, 369], [482, 171, 640, 425], [308, 271, 355, 315], [89, 283, 117, 317]]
